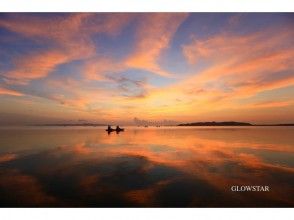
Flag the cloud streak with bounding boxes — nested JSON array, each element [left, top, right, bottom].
[[0, 87, 23, 96], [125, 13, 188, 77], [0, 13, 133, 84], [0, 13, 293, 124]]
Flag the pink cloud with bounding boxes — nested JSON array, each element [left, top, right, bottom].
[[0, 14, 133, 84], [0, 87, 23, 96], [180, 27, 294, 99], [83, 14, 188, 82], [83, 57, 124, 81], [251, 100, 294, 108], [0, 153, 17, 163], [125, 13, 188, 77], [6, 50, 70, 82]]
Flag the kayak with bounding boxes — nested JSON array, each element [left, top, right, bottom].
[[106, 128, 125, 132]]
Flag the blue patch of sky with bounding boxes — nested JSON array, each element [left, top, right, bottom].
[[177, 13, 232, 41], [83, 78, 117, 91], [121, 68, 178, 88], [237, 85, 294, 105], [91, 18, 137, 60], [18, 60, 87, 100], [160, 13, 294, 79], [23, 78, 76, 101], [84, 68, 178, 91], [48, 59, 85, 81], [160, 14, 232, 77], [0, 28, 52, 72], [226, 13, 294, 36]]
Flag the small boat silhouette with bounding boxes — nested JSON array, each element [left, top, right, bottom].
[[115, 125, 124, 132], [106, 128, 115, 132], [106, 125, 124, 133]]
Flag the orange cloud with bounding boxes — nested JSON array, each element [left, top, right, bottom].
[[83, 14, 188, 82], [248, 100, 294, 109], [125, 13, 188, 77], [6, 50, 69, 83], [0, 169, 57, 206], [0, 153, 17, 163], [0, 87, 23, 96], [175, 28, 294, 105], [0, 14, 133, 84], [83, 57, 124, 81], [0, 14, 293, 123], [183, 28, 293, 64], [122, 27, 294, 120]]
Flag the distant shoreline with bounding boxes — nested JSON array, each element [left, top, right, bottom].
[[32, 123, 107, 127], [27, 121, 294, 127], [177, 121, 294, 126]]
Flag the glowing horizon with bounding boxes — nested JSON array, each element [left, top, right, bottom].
[[0, 13, 293, 125]]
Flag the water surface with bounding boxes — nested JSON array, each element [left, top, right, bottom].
[[0, 126, 293, 207]]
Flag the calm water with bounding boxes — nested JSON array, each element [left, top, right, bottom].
[[0, 126, 293, 207]]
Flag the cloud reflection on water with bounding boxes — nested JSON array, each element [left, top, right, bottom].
[[0, 127, 293, 207]]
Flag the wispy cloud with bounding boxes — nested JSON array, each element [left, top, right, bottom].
[[250, 100, 294, 109], [5, 50, 71, 83], [0, 14, 132, 84], [178, 26, 294, 105], [0, 87, 23, 96], [83, 57, 124, 81], [0, 13, 293, 124], [83, 14, 188, 81], [125, 13, 188, 77]]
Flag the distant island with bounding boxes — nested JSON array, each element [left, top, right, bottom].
[[178, 121, 253, 126], [177, 121, 294, 126], [255, 124, 294, 126]]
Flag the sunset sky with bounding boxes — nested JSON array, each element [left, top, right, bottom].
[[0, 13, 293, 125]]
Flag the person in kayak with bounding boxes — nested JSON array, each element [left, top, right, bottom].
[[116, 125, 124, 132], [106, 125, 114, 132]]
